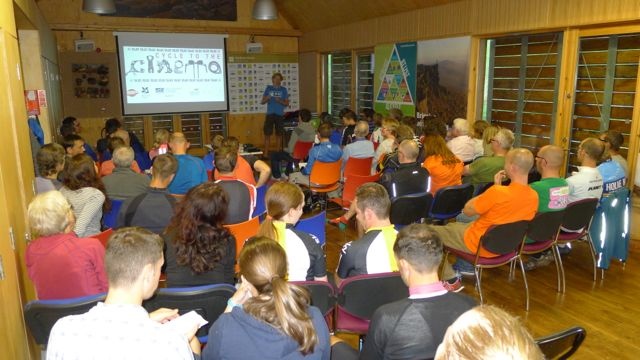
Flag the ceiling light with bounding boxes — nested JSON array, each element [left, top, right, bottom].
[[83, 0, 116, 15], [252, 0, 278, 20]]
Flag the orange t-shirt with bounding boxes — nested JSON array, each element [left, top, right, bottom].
[[464, 182, 538, 257], [213, 155, 256, 186], [422, 155, 463, 195]]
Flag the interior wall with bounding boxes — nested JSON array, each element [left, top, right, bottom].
[[298, 52, 318, 112]]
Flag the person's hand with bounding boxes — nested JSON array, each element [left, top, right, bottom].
[[149, 308, 179, 324], [225, 278, 256, 312], [494, 170, 507, 185]]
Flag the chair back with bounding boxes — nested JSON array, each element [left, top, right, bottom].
[[336, 272, 408, 334], [292, 141, 314, 161], [536, 326, 587, 360], [528, 210, 565, 243], [390, 192, 433, 225], [309, 160, 342, 187], [429, 183, 474, 221], [253, 185, 268, 218], [344, 157, 373, 178], [562, 198, 599, 232], [24, 293, 106, 345], [473, 182, 493, 196], [342, 173, 380, 205], [90, 228, 114, 248], [289, 281, 336, 317], [103, 199, 124, 229], [329, 130, 342, 145], [480, 220, 529, 255], [295, 211, 327, 246], [225, 216, 260, 267], [142, 284, 236, 340]]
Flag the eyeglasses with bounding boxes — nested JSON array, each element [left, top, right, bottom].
[[599, 137, 609, 143], [535, 155, 547, 165]]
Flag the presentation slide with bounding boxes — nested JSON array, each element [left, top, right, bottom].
[[115, 32, 229, 115]]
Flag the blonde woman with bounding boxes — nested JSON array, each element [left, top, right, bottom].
[[257, 182, 327, 282], [203, 237, 330, 359], [149, 128, 170, 160], [373, 118, 400, 173]]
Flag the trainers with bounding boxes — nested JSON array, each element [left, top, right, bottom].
[[557, 244, 572, 255], [443, 277, 464, 293], [329, 216, 348, 225], [453, 259, 475, 277], [524, 251, 554, 271]]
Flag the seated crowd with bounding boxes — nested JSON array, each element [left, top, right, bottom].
[[27, 111, 627, 359]]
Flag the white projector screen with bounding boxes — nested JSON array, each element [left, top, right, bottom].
[[115, 32, 228, 115]]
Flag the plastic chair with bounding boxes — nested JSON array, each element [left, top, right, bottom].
[[90, 228, 114, 248], [343, 157, 373, 178], [427, 183, 474, 224], [253, 185, 268, 219], [335, 272, 408, 335], [330, 173, 380, 210], [225, 216, 260, 272], [444, 220, 530, 310], [24, 292, 106, 346], [292, 141, 314, 162], [290, 280, 336, 331], [521, 210, 565, 292], [536, 326, 587, 360], [295, 211, 327, 246], [390, 192, 433, 226], [555, 198, 599, 292], [102, 199, 124, 229], [309, 159, 343, 210], [142, 283, 236, 343]]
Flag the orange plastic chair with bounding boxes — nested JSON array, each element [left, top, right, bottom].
[[330, 173, 380, 210], [344, 157, 373, 178], [292, 141, 314, 161], [309, 159, 343, 193], [224, 216, 260, 272], [90, 228, 114, 248]]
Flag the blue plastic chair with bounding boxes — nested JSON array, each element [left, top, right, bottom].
[[253, 185, 268, 220], [103, 199, 124, 229], [295, 211, 326, 246], [329, 129, 342, 145], [24, 293, 107, 346]]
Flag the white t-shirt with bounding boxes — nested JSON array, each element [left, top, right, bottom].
[[447, 135, 476, 163], [566, 166, 603, 203]]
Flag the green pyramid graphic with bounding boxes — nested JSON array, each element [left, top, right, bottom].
[[376, 45, 414, 104]]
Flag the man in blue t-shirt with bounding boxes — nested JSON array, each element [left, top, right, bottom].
[[167, 132, 207, 195], [261, 72, 289, 156]]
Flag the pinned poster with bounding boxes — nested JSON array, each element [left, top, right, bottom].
[[24, 90, 40, 115], [374, 42, 417, 116]]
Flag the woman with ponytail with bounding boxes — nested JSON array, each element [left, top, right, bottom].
[[163, 182, 235, 287], [203, 237, 330, 360], [257, 182, 327, 282]]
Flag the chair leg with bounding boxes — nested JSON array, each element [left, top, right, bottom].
[[552, 246, 562, 293], [586, 234, 597, 282], [509, 260, 515, 280], [475, 266, 484, 304], [554, 244, 566, 293], [518, 256, 530, 311]]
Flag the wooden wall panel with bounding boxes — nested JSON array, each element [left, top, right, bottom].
[[298, 52, 317, 111]]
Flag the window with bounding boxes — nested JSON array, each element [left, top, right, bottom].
[[356, 52, 374, 113], [483, 32, 563, 151], [327, 52, 352, 116], [180, 113, 203, 148], [208, 112, 226, 143]]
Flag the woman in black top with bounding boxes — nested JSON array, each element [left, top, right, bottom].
[[163, 182, 236, 287]]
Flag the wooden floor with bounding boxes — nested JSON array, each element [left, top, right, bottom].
[[322, 207, 640, 360]]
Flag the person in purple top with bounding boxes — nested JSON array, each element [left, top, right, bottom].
[[261, 72, 289, 156]]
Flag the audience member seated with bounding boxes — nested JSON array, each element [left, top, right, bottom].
[[202, 237, 330, 360], [471, 120, 489, 159], [96, 118, 149, 170], [257, 182, 327, 281], [35, 143, 65, 194], [447, 118, 476, 163], [422, 134, 464, 195], [600, 130, 628, 177], [435, 305, 544, 360], [567, 137, 604, 203], [202, 134, 225, 172], [117, 154, 178, 234], [214, 146, 256, 224], [99, 136, 142, 177], [148, 128, 170, 161], [463, 128, 514, 186], [481, 125, 500, 157], [47, 227, 200, 359], [371, 112, 384, 144], [214, 136, 271, 187], [61, 134, 87, 157], [60, 154, 109, 237], [167, 132, 207, 195], [163, 183, 236, 287], [524, 145, 570, 270], [103, 146, 150, 200], [427, 148, 538, 291], [341, 121, 375, 173], [379, 139, 430, 197], [332, 224, 476, 360], [335, 183, 398, 286], [289, 122, 343, 185], [597, 134, 627, 193], [60, 116, 97, 161], [372, 119, 399, 173], [341, 109, 358, 146], [26, 191, 107, 300], [270, 109, 317, 180], [378, 124, 424, 174]]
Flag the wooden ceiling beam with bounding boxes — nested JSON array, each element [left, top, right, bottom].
[[47, 23, 303, 37]]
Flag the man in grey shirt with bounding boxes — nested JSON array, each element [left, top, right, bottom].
[[103, 146, 150, 200]]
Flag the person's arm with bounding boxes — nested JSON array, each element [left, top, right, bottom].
[[281, 88, 290, 107], [303, 147, 318, 175], [494, 169, 507, 186], [253, 159, 271, 187], [224, 280, 255, 313], [462, 197, 479, 217], [261, 86, 270, 105], [335, 242, 354, 287]]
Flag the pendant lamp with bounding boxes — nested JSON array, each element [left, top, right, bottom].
[[252, 0, 278, 20], [83, 0, 116, 15]]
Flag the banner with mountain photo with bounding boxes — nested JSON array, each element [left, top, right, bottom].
[[416, 36, 471, 125], [374, 42, 417, 116]]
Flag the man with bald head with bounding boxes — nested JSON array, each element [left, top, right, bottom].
[[167, 132, 207, 195], [428, 148, 539, 291], [567, 137, 604, 202], [379, 139, 430, 198]]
